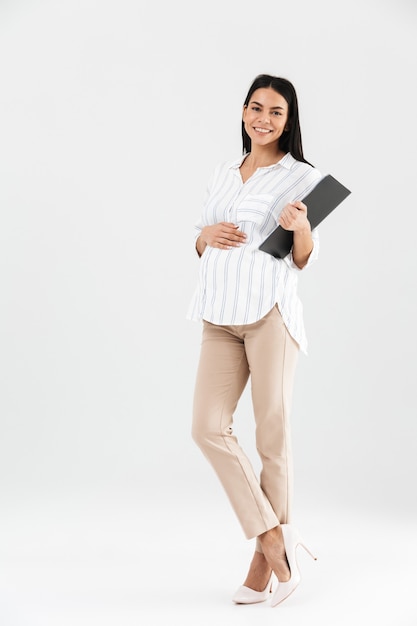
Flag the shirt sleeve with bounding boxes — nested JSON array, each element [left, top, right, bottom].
[[193, 225, 202, 254], [192, 164, 220, 255], [282, 165, 322, 271]]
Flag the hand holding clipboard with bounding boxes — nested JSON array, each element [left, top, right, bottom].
[[259, 174, 351, 259]]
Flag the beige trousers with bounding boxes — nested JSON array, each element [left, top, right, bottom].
[[192, 305, 299, 542]]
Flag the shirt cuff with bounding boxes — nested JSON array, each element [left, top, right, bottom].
[[193, 228, 202, 256]]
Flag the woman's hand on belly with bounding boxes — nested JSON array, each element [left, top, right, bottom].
[[197, 222, 247, 255]]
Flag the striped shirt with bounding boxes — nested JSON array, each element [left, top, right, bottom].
[[186, 152, 322, 354]]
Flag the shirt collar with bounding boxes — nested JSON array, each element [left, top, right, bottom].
[[229, 152, 295, 172]]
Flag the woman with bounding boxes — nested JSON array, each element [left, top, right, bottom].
[[187, 74, 319, 607]]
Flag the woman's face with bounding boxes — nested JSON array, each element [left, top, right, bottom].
[[243, 87, 289, 149]]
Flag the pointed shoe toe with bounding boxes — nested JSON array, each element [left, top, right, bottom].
[[232, 573, 274, 604]]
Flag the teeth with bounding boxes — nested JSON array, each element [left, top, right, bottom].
[[254, 128, 271, 133]]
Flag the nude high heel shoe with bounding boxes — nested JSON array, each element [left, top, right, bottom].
[[232, 572, 274, 604], [270, 524, 317, 607]]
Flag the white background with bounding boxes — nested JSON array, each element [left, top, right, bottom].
[[0, 1, 416, 624]]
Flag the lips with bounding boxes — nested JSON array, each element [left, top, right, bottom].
[[254, 127, 272, 133]]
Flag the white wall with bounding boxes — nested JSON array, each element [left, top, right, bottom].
[[0, 0, 416, 520]]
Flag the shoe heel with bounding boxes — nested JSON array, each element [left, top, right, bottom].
[[300, 542, 317, 561], [270, 525, 317, 608]]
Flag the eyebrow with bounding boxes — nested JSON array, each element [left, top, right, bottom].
[[250, 100, 286, 110]]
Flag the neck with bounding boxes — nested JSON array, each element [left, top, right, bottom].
[[245, 146, 286, 169]]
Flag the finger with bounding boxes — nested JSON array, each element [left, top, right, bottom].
[[280, 208, 295, 223], [280, 212, 298, 229], [223, 224, 246, 234], [218, 237, 242, 247], [213, 243, 233, 250], [221, 222, 240, 229], [285, 208, 298, 220], [221, 229, 246, 241], [291, 201, 307, 213], [232, 231, 247, 241], [279, 216, 290, 230]]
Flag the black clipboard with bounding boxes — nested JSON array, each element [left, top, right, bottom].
[[259, 174, 351, 259]]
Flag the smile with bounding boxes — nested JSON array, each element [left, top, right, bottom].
[[254, 127, 272, 133]]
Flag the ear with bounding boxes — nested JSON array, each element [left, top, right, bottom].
[[242, 105, 248, 121]]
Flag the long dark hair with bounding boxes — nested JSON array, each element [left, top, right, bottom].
[[241, 74, 313, 166]]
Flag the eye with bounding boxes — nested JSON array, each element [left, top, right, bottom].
[[272, 111, 283, 116], [251, 106, 261, 112]]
